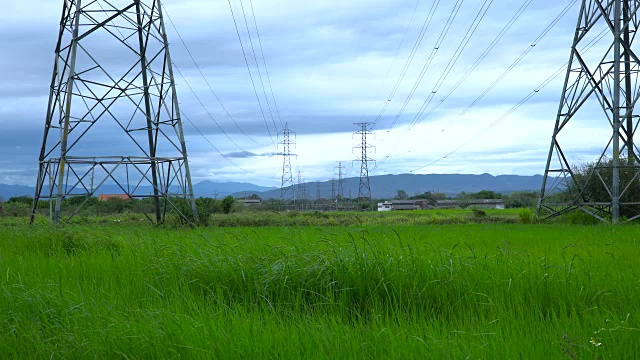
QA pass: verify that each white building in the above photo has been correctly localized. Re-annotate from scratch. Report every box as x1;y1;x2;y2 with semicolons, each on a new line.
377;201;393;211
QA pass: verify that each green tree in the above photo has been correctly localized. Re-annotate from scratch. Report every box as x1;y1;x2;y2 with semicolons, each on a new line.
7;196;33;205
410;191;446;206
96;197;128;214
221;195;235;214
467;190;503;199
395;190;408;200
566;157;640;219
504;191;538;209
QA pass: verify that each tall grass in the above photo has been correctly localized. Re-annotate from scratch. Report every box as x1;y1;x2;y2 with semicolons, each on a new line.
0;223;639;358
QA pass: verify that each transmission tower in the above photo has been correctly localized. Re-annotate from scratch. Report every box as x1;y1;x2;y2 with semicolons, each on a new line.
336;162;345;200
279;123;296;208
331;178;337;208
355;122;375;209
296;171;308;210
302;178;309;207
538;0;640;223
31;0;197;224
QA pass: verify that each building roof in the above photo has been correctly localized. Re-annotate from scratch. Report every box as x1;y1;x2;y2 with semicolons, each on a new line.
238;199;262;204
98;194;131;201
437;199;504;205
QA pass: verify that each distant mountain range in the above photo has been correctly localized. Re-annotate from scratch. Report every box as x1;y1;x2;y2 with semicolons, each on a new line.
234;173;548;200
0;181;277;200
0;173;547;201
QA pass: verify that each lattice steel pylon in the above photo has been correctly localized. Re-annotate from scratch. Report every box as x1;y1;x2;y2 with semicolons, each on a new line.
538;0;640;223
31;0;198;224
355;122;375;209
331;177;337;209
335;162;344;200
278;123;296;207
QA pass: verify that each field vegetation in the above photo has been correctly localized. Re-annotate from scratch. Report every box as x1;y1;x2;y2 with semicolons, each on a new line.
1;213;639;358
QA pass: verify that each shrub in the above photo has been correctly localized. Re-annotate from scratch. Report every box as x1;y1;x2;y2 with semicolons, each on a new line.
472;208;486;218
517;208;535;224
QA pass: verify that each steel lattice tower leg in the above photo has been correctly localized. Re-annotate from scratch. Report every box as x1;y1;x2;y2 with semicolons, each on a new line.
278;123;296;209
355;122;374;210
538;0;640;223
31;0;198;224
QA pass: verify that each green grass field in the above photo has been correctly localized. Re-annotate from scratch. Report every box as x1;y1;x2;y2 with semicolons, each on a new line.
1;215;639;358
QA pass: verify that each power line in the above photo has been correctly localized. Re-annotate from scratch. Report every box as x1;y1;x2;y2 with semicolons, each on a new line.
386;0;465;131
407;0;494;130
373;0;442;125
416;0;536;132
377;0;577;170
162;4;263;146
181;111;254;174
247;0;285;130
238;0;279;135
172;63;253;154
458;0;578;116
226;0;276;148
385;0;423;79
407;27;609;174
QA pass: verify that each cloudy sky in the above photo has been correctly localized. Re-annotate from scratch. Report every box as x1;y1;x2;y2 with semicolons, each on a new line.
0;0;613;187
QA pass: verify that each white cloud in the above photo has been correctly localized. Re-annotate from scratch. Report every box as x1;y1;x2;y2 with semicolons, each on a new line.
0;0;622;188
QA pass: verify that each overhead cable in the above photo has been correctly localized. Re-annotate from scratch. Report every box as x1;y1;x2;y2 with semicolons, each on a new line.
386;0;465;131
238;0;280;135
162;4;264;146
227;0;276;148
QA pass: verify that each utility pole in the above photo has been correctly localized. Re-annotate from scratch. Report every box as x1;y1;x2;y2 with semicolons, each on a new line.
538;0;640;223
354;122;375;210
279;123;296;209
31;0;197;224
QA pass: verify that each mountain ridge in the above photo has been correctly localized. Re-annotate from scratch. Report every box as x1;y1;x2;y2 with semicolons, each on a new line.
232;173;549;199
0;173;548;201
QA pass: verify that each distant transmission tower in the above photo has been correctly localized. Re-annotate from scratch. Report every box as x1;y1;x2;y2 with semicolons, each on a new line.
279;123;296;208
538;0;640;223
336;162;345;200
331;178;337;209
302;178;309;207
297;171;307;210
355;122;375;209
31;0;197;224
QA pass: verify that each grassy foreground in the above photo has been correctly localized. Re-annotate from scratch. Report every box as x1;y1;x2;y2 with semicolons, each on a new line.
1;222;639;358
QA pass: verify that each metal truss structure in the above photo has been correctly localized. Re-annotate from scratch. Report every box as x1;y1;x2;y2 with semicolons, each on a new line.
539;0;640;223
354;122;374;209
296;171;308;210
278;123;296;207
335;161;344;200
31;0;198;223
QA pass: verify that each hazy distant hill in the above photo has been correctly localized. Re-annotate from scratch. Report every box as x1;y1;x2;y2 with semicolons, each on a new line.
193;181;277;198
0;184;35;200
0;174;547;201
235;173;549;200
0;181;277;200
